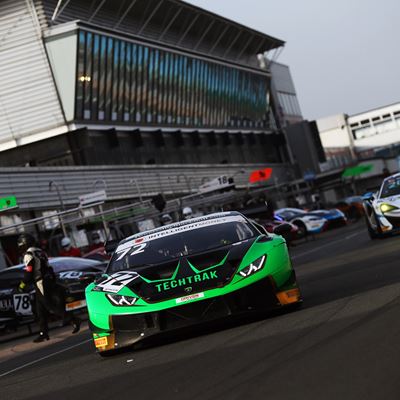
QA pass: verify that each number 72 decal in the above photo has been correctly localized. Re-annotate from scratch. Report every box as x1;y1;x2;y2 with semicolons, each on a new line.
97;271;140;293
115;242;147;261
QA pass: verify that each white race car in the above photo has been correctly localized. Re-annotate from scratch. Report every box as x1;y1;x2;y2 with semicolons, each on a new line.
275;208;327;238
363;172;400;239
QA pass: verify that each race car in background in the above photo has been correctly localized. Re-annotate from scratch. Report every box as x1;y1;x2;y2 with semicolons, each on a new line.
82;246;111;262
276;207;346;236
307;209;347;229
86;212;302;356
363;172;400;239
275;208;327;237
0;257;106;331
253;218;300;244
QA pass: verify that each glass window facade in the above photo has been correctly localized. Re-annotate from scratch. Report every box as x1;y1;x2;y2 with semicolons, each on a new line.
277;91;302;117
75;30;270;129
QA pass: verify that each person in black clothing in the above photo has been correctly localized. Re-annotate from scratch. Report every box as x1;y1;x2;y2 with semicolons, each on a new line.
17;234;81;343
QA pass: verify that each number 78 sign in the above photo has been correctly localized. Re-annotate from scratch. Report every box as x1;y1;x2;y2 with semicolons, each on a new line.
13;294;33;315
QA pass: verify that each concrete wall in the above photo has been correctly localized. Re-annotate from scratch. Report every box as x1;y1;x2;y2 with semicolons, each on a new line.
317;114;351;148
0;0;66;152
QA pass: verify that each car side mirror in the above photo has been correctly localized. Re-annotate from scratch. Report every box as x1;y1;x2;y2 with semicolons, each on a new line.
252;221;268;235
104;239;119;255
273;223;292;236
362;192;375;201
94;273;108;284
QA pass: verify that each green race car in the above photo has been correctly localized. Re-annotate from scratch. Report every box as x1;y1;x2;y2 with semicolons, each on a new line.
85;212;302;356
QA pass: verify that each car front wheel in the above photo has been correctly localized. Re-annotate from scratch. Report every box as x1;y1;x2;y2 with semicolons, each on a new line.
293;221;307;239
366;214;382;239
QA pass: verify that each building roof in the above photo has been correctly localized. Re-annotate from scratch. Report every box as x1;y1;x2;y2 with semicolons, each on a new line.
38;0;284;67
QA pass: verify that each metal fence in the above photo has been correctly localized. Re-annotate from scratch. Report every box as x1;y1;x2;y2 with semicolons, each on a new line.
0;163;292;210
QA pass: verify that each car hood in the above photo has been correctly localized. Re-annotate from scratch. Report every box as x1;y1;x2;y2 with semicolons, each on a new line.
92;237;259;302
373;195;400;213
0;288;14;296
375;195;400;205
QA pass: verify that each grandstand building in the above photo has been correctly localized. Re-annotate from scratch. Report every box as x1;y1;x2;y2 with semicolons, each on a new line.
0;0;299;167
0;0;308;266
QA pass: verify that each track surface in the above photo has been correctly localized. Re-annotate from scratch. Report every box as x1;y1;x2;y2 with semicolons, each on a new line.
1;222;400;399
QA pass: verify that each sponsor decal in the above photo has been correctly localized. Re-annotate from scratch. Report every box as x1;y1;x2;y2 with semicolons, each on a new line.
116;215;244;252
176;292;204;304
0;298;13;311
155;271;218;292
65;299;86;311
94;336;108;348
58;271;83;280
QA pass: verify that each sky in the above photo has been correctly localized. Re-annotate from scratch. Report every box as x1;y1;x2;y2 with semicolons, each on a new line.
185;0;400;121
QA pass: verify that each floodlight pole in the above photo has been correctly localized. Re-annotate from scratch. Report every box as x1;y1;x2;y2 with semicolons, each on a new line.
48;181;68;237
93;179;110;238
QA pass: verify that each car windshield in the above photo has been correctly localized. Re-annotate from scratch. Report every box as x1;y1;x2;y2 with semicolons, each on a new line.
107;216;257;273
277;209;305;219
346;196;363;203
0;266;24;289
309;211;328;216
49;257;104;272
380;177;400;198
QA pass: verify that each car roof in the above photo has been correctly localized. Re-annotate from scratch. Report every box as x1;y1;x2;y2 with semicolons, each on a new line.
276;208;305;213
0;264;24;273
383;172;400;182
4;257;102;271
48;257;101;264
119;211;245;245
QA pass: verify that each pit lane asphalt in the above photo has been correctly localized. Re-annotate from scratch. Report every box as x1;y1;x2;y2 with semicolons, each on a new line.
1;221;400;400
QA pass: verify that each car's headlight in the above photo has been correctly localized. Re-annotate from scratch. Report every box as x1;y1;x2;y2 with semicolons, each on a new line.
238;255;266;278
380;204;398;213
106;294;138;306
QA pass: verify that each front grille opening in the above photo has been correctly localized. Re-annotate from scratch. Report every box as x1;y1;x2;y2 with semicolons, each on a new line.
135;261;179;281
145;314;155;328
188;249;229;271
386;216;400;229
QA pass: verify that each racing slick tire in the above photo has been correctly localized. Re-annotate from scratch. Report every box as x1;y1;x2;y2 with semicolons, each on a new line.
293;221;307;239
366;213;382;240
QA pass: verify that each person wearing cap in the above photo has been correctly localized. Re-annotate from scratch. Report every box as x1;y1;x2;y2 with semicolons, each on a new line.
59;237;81;257
160;213;173;226
88;232;103;251
182;207;193;220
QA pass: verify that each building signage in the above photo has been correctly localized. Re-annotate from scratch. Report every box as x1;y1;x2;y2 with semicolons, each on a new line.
79;190;107;206
0;195;18;212
249;168;273;183
303;170;316;182
342;164;373;178
198;175;233;193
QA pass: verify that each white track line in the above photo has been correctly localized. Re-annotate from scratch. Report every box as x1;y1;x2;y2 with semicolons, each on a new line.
292;230;363;260
0;338;92;378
